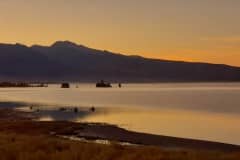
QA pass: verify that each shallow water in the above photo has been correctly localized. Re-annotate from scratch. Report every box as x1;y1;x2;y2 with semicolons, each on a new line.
1;83;240;145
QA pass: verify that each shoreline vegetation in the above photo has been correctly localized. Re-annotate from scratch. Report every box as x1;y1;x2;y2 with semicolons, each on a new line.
0;82;48;88
0;81;240;90
0;107;240;159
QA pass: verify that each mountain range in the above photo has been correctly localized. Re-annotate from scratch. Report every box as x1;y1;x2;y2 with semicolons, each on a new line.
0;41;240;82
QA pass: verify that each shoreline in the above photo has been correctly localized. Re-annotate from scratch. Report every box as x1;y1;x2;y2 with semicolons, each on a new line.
1;106;240;159
0;107;239;152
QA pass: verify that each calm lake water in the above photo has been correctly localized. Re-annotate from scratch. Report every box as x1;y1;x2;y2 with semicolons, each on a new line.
1;83;240;145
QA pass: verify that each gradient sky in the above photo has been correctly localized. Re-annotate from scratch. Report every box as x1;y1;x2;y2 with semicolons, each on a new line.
1;0;240;66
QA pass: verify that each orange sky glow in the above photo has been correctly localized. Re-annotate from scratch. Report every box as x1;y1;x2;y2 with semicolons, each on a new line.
0;0;240;66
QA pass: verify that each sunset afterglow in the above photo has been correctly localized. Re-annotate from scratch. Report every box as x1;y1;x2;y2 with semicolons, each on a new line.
1;0;240;66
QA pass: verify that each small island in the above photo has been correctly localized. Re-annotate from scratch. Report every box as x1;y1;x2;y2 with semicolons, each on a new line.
96;80;112;88
61;83;70;88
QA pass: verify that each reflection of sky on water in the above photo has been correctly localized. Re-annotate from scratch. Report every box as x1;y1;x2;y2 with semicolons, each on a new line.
1;83;240;115
21;105;240;146
1;83;240;145
79;107;240;146
37;110;91;121
18;106;101;122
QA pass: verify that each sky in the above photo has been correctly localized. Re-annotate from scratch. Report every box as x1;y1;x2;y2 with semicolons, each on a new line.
0;0;240;66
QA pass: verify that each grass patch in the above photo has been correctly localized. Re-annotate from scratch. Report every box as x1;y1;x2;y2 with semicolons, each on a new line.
0;133;239;160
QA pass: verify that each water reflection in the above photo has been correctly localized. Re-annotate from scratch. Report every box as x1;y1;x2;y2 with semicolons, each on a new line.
1;83;240;145
79;108;240;145
23;105;240;145
19;106;102;122
37;109;91;121
1;83;240;115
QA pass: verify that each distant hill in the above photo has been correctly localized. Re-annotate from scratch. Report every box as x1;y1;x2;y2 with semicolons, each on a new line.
0;41;239;82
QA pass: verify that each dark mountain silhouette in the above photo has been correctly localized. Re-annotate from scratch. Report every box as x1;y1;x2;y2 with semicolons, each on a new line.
0;43;68;81
0;41;239;82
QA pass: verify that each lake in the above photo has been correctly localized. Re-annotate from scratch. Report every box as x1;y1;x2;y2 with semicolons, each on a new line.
0;83;240;145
